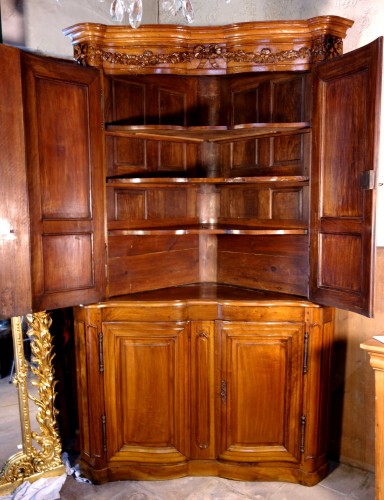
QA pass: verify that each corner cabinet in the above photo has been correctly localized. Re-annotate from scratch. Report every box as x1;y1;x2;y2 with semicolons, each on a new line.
74;290;334;485
0;17;382;486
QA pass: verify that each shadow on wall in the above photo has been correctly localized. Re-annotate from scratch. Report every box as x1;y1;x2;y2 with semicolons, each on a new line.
1;0;25;47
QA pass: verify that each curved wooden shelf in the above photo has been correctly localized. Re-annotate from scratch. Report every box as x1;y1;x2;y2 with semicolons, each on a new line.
105;122;310;143
106;175;310;186
108;223;308;236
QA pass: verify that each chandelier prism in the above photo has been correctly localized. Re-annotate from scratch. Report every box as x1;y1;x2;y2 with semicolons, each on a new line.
109;0;230;28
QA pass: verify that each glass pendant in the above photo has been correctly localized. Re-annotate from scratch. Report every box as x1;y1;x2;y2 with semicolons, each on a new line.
110;0;125;22
128;0;143;28
181;0;194;24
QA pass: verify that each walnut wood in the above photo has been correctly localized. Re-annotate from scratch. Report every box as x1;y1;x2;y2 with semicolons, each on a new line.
0;45;32;318
310;38;382;317
21;52;106;311
1;19;381;492
63;17;353;75
74;291;334;485
360;339;384;500
105;123;310;143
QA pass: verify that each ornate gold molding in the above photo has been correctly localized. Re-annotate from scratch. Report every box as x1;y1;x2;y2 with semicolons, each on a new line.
0;313;64;493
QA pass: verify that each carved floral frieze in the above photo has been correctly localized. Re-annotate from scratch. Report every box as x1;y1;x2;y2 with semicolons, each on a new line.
73;39;341;71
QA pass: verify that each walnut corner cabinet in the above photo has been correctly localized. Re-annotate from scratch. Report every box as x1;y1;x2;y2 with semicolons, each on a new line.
0;16;382;486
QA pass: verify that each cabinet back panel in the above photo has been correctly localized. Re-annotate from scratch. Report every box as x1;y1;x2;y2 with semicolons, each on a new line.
230;134;309;177
219;185;308;221
107;186;198;223
228;74;310;177
229;73;310;124
108;235;200;296
217;235;309;296
106;75;198;176
107;136;146;173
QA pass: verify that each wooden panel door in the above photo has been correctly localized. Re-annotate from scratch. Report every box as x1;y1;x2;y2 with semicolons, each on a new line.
310;38;382;317
21;53;106;311
103;321;190;464
218;320;304;463
0;45;32;318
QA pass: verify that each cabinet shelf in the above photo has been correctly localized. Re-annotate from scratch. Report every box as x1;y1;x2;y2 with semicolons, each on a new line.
106;175;309;186
105;122;310;144
108;222;308;236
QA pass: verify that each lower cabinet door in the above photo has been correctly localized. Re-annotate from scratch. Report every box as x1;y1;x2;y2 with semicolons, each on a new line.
218;320;304;464
103;321;190;463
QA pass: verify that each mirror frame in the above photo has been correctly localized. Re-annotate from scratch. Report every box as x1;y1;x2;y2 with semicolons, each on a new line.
0;312;65;495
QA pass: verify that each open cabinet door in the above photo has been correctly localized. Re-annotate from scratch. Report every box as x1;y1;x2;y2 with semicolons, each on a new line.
310;37;382;317
22;52;106;311
0;45;32;318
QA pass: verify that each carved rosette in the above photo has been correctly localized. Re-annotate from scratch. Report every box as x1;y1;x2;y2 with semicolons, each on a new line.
311;35;344;62
0;313;62;488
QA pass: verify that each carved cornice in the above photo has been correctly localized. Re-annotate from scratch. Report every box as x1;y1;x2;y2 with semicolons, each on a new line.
64;17;353;75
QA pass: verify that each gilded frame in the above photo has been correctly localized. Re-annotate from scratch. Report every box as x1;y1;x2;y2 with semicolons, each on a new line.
0;313;65;495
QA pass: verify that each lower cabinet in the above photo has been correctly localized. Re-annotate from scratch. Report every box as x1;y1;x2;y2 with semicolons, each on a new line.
73;291;334;485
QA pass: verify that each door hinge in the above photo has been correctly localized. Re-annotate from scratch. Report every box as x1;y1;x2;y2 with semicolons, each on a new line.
221;379;227;404
98;332;104;373
101;414;107;452
361;170;376;190
101;87;104;131
303;331;309;374
300;415;306;454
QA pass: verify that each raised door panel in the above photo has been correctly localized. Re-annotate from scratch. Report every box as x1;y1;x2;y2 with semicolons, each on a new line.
0;44;32;318
310;38;382;317
22;53;105;311
103;321;190;463
190;321;216;459
218;320;304;463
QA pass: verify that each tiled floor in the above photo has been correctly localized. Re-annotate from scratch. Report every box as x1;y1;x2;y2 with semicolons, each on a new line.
0;375;376;499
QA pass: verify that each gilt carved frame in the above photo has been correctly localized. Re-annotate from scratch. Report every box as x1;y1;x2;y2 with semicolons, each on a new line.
0;313;64;495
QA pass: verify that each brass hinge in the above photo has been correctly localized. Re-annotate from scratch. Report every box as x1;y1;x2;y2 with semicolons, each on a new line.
105;244;109;281
300;415;306;454
361;170;376;190
303;331;309;374
221;379;227;404
98;332;104;373
101;415;107;453
101;87;104;131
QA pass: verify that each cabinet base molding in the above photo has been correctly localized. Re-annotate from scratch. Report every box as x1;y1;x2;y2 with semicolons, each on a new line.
78;457;329;486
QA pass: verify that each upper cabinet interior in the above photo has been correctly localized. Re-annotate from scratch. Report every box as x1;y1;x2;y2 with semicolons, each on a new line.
62;17;381;317
2;16;381;318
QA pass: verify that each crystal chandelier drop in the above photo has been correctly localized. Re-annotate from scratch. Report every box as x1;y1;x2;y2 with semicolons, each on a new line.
109;0;231;29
